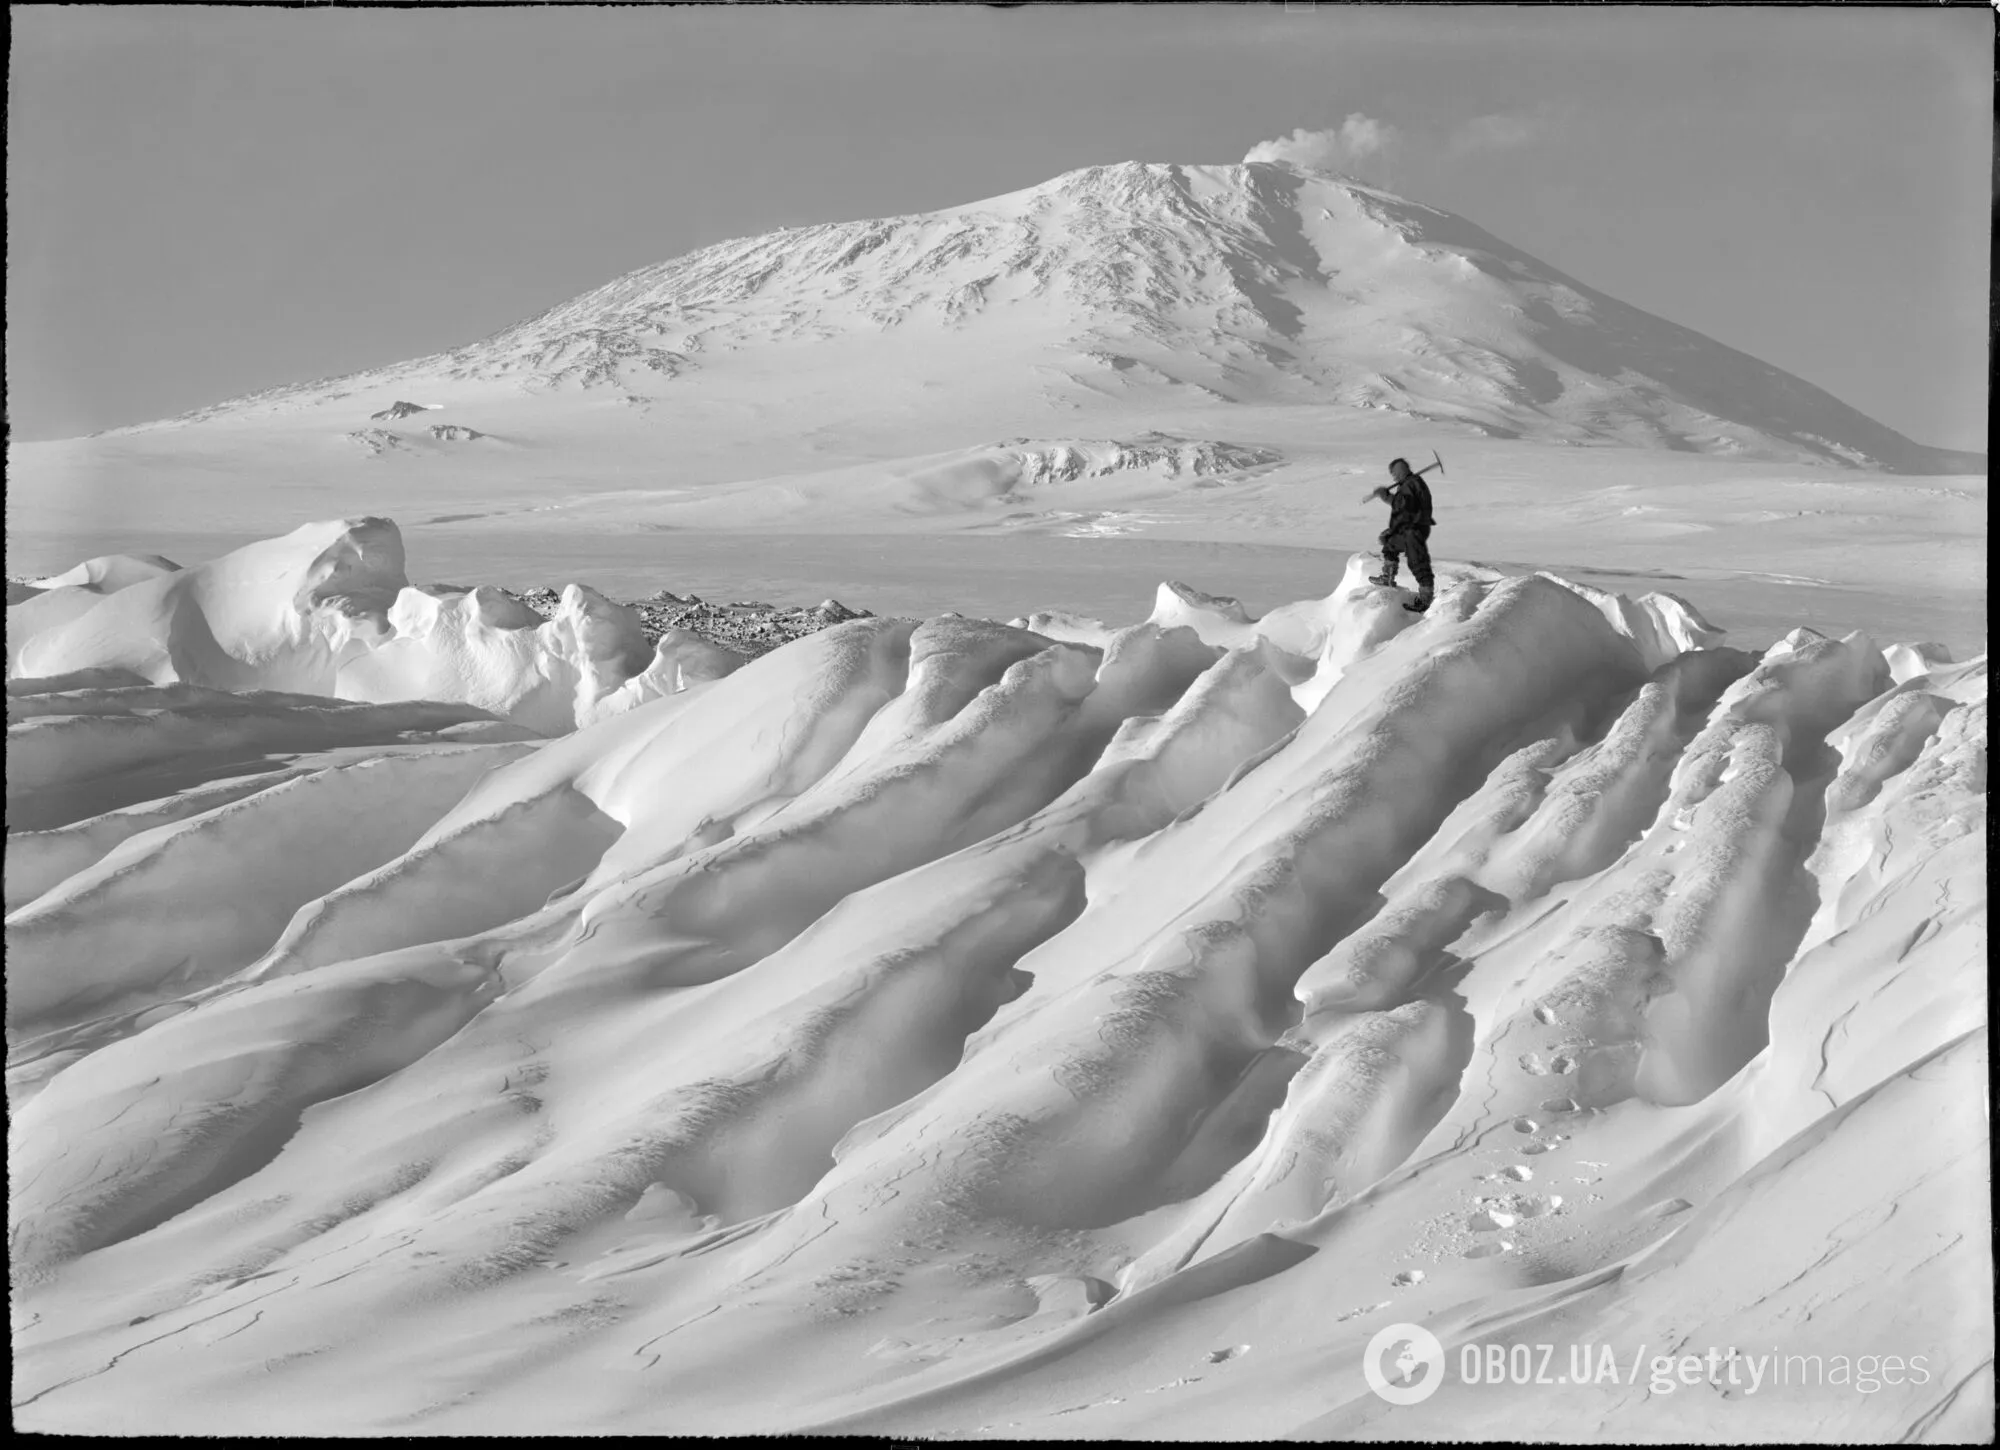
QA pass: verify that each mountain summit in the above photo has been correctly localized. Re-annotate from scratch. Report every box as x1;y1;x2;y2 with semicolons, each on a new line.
173;161;1976;474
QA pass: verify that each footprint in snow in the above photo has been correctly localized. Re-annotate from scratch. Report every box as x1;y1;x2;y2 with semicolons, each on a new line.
1463;1241;1514;1259
1207;1345;1251;1364
1512;1117;1540;1134
1540;1096;1580;1114
1470;1209;1518;1231
1392;1270;1425;1287
1534;1006;1559;1025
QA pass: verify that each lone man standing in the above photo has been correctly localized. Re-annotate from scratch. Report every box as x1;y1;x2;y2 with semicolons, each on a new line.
1368;457;1435;612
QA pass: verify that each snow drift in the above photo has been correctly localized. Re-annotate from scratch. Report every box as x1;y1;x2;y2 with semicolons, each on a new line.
574;434;1288;530
5;519;681;736
9;519;403;693
6;521;1988;1439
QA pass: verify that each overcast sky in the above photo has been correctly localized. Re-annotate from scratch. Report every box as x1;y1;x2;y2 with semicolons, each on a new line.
8;4;1990;449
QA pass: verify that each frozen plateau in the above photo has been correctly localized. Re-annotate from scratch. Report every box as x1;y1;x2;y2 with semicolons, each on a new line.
5;161;1990;1438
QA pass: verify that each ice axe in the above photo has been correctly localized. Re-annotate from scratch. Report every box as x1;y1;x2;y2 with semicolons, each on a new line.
1359;449;1444;503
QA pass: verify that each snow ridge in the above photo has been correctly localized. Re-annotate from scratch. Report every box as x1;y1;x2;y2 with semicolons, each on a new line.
7;519;1987;1436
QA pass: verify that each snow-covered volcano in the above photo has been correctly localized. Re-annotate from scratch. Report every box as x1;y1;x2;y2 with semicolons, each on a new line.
149;162;1977;474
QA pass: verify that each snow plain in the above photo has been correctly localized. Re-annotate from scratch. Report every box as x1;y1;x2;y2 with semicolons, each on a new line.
6;161;1989;1437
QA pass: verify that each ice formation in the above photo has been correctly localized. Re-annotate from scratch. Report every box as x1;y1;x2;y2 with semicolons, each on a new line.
6;520;1988;1438
9;520;404;694
6;519;703;737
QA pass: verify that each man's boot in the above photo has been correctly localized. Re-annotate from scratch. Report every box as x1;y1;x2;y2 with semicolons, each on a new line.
1372;562;1399;587
1404;587;1433;613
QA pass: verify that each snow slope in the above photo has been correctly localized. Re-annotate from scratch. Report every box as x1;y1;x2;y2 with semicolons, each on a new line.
7;521;1987;1439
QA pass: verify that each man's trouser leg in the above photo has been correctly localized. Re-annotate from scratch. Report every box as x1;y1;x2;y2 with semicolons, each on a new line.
1408;532;1435;603
1375;534;1401;586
